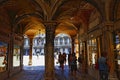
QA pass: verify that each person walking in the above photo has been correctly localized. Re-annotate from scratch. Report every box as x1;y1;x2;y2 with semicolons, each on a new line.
98;52;109;80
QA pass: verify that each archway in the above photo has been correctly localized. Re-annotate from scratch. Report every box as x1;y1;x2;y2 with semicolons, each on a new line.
54;33;72;69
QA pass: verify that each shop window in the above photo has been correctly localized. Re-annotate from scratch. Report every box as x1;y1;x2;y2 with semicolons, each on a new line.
0;42;8;72
13;44;20;67
87;39;97;67
116;44;120;64
114;34;120;79
115;35;120;64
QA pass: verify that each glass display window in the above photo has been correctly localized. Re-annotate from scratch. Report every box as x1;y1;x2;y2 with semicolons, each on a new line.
114;34;120;79
87;39;97;66
0;42;8;72
13;44;20;67
115;35;120;65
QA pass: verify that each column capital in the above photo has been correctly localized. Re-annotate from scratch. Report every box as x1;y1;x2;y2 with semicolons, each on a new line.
43;21;58;27
101;21;114;32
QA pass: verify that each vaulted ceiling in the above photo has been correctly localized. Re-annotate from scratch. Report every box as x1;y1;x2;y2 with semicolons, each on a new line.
0;0;104;38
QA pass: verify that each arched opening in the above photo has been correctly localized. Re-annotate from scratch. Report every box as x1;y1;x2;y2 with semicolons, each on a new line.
54;33;72;68
23;31;45;70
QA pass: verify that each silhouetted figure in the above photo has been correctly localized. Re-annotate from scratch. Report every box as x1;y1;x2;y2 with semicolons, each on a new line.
58;52;64;70
78;56;82;64
98;52;109;80
68;53;72;68
70;53;77;76
63;52;66;65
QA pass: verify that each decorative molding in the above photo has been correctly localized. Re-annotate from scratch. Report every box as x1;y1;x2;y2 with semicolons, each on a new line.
0;30;10;42
100;22;114;32
43;21;58;27
79;24;102;41
79;33;88;41
114;19;120;31
87;24;100;34
13;33;23;45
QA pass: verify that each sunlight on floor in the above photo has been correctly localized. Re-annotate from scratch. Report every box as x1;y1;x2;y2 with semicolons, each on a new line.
23;55;68;66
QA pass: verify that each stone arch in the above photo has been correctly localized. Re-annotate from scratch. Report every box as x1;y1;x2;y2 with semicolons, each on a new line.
85;0;105;21
14;15;45;35
55;22;77;37
113;0;120;21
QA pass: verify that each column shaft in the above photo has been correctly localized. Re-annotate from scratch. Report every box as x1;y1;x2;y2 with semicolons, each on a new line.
44;23;56;80
101;23;118;80
28;37;33;65
83;41;88;73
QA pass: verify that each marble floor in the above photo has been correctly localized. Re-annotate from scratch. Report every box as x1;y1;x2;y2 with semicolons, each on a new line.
6;65;96;80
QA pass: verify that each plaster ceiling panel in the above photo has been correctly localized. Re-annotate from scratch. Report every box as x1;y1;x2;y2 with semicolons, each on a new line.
56;22;77;36
18;16;43;26
25;23;45;36
25;29;38;36
3;0;43;21
54;0;95;29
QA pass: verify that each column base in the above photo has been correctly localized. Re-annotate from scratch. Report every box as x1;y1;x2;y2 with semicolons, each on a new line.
28;60;32;65
44;72;55;80
108;73;118;80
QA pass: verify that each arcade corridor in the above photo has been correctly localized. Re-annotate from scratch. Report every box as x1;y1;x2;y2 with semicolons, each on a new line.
0;0;120;80
7;66;95;80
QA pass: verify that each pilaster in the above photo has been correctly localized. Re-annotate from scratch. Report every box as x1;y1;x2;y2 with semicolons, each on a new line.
101;22;118;80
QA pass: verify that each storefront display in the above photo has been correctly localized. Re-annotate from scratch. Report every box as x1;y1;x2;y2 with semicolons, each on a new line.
114;34;120;79
116;44;120;64
13;44;20;67
87;39;97;67
0;42;8;72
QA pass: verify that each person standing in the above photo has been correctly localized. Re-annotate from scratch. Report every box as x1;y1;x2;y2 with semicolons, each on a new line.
68;53;72;68
63;52;66;65
98;52;109;80
70;53;77;76
58;52;64;70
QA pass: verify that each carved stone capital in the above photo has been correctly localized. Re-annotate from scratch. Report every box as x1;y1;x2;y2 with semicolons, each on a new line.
43;21;58;28
45;24;56;44
101;22;114;32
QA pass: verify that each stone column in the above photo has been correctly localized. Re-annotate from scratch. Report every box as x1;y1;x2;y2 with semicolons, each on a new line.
8;32;14;77
44;22;56;80
75;34;79;58
28;36;33;65
96;37;101;57
101;22;118;80
82;41;88;73
20;36;24;70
